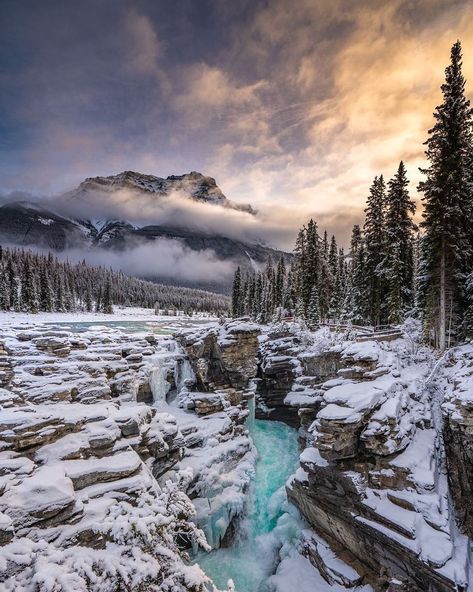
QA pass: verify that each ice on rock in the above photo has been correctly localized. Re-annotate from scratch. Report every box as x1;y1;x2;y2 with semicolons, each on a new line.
149;360;171;403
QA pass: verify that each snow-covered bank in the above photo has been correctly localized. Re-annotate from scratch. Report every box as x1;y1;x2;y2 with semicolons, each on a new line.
0;306;219;326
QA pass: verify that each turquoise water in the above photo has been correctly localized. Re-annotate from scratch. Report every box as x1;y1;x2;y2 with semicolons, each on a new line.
196;419;301;592
47;320;174;334
46;319;212;334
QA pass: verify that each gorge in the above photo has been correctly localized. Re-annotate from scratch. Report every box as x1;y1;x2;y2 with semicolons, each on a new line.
0;314;472;591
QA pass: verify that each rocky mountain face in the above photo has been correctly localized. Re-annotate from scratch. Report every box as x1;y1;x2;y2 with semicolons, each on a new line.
0;171;283;291
71;170;256;214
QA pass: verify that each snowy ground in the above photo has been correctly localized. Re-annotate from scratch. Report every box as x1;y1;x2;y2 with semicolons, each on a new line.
0;307;219;326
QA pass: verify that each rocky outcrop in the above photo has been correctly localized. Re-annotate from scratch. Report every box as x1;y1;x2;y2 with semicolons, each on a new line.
441;345;473;539
177;319;260;391
256;328;302;426
287;336;469;591
0;339;13;388
0;323;210;591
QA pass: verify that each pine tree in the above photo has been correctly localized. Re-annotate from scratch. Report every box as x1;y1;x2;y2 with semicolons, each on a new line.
328;235;338;279
231;267;242;317
308;286;320;324
304;219;321;314
0;271;9;311
275;257;286;309
418;41;473;349
22;258;38;313
102;278;114;314
95;286;102;313
39;265;54;312
363;175;388;325
384;162;416;324
85;283;93;312
343;225;367;324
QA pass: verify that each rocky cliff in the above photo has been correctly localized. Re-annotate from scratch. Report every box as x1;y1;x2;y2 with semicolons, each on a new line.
0;319;263;591
439;345;473;540
283;332;471;591
194;321;473;591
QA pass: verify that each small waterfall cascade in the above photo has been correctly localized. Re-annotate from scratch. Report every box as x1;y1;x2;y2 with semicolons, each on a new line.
149;356;172;404
175;357;196;394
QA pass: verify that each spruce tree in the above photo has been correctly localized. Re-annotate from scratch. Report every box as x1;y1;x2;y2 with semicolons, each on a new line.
85;283;93;312
343;225;366;324
39;266;54;312
308;286;320;324
22;258;38;313
0;272;9;311
418;41;473;349
328;235;338;279
384;162;416;324
275;257;286;309
102;278;114;314
363;175;388;325
231;267;242;317
304;219;321;314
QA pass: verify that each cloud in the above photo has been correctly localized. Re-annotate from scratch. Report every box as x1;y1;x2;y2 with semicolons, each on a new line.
62;239;234;284
125;11;163;76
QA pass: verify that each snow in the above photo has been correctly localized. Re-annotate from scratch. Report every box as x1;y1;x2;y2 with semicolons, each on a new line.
2;465;75;519
62;451;141;482
0;306;218;325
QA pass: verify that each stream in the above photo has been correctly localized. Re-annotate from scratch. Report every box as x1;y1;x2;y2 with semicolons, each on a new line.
195;417;301;592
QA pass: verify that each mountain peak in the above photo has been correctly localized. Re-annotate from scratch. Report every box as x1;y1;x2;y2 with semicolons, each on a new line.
74;170;256;215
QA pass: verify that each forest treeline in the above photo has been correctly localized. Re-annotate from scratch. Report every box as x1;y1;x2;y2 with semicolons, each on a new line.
0;246;230;315
231;41;473;350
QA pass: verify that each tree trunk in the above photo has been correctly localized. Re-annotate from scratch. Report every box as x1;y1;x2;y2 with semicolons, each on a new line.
439;239;446;351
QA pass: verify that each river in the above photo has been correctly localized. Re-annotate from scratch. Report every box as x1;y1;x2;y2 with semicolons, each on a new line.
195;418;301;592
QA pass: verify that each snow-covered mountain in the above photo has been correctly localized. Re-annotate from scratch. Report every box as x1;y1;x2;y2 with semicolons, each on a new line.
69;170;257;214
0;171;287;291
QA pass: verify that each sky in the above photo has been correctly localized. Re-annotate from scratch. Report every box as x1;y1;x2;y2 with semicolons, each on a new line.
1;0;473;249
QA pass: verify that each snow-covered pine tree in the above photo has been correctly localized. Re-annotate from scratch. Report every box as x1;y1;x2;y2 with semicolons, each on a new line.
275;256;286;309
95;285;102;313
363;175;388;325
22;258;38;313
318;235;332;322
85;283;93;312
308;286;320;324
328;235;338;279
39;265;54;312
384;162;416;324
102;278;114;314
304;219;321;315
342;225;367;324
253;273;263;319
0;271;9;311
418;41;473;349
328;266;342;322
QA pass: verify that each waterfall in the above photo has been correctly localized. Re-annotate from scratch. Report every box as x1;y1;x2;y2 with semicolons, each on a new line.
150;358;171;404
175;358;195;394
